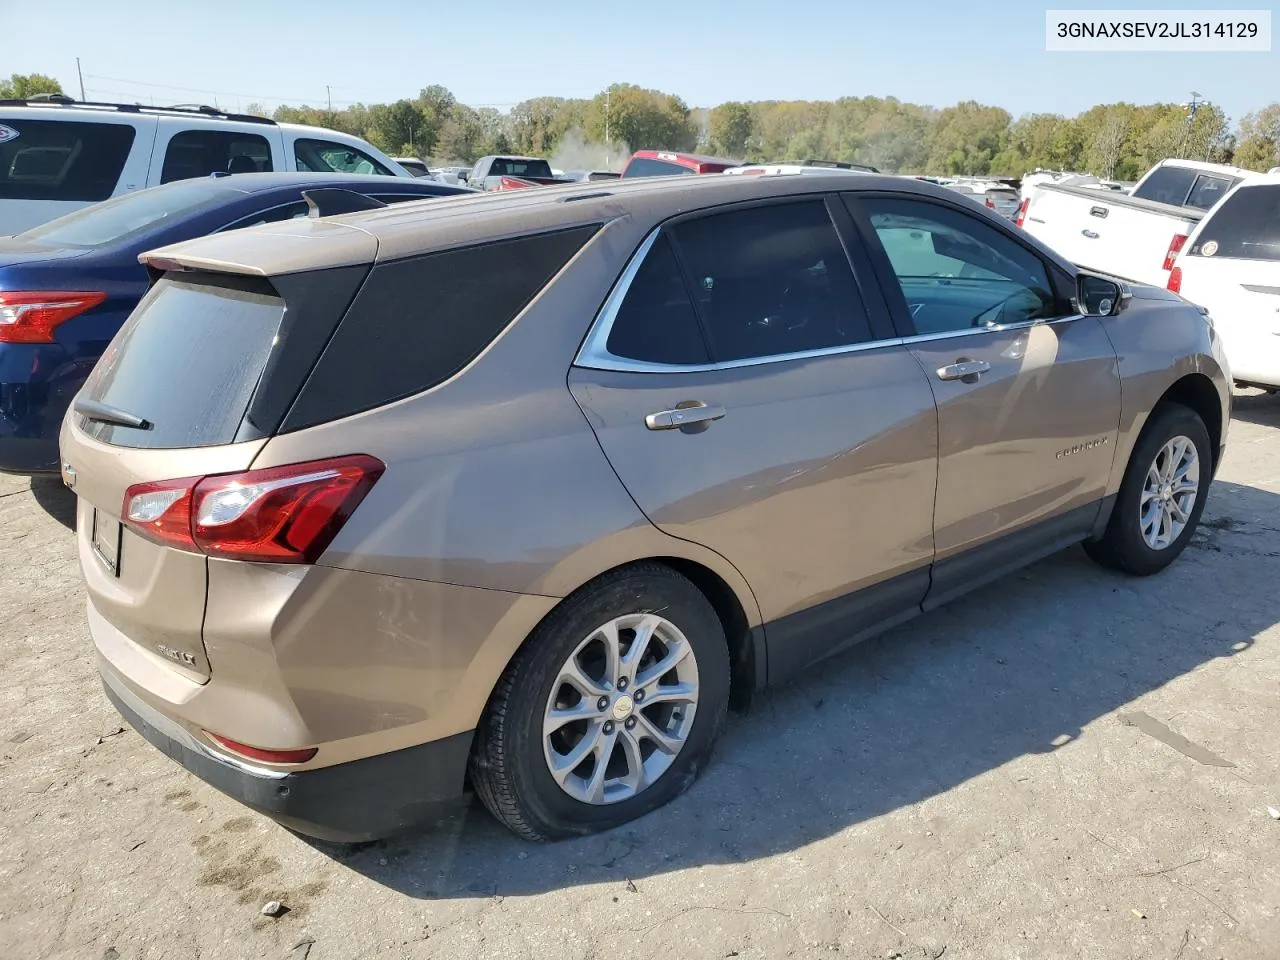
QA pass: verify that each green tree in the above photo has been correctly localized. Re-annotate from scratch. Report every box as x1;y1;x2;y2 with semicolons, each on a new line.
585;84;696;152
708;101;752;157
1233;103;1280;170
0;73;64;99
926;101;1011;175
368;99;431;156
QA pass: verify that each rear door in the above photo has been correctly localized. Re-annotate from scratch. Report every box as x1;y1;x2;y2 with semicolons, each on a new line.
569;197;939;677
0;113;154;234
1177;182;1280;385
847;192;1121;606
59;274;292;681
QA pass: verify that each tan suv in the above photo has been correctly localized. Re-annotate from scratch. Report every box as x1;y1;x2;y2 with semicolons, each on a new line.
60;172;1231;842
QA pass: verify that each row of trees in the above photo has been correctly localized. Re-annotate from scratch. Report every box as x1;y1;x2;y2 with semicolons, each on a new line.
6;72;1279;177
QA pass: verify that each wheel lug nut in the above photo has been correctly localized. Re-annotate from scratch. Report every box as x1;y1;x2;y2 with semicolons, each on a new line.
603;721;614;734
597;696;609;711
617;677;628;691
625;717;637;729
634;690;644;703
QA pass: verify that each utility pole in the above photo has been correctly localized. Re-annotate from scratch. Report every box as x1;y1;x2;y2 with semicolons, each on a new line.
326;85;333;123
75;57;86;101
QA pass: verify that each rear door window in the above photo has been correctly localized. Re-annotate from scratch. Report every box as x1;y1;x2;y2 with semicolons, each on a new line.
1189;184;1280;261
78;275;285;449
1184;174;1237;211
670;200;874;361
0;119;136;201
161;130;273;182
604;234;710;365
294;138;393;176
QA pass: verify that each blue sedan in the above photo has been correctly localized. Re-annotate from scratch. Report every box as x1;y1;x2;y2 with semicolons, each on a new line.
0;172;472;473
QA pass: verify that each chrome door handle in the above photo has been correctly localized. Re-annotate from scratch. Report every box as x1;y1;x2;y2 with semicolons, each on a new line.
936;359;990;382
645;402;726;431
1081;229;1100;239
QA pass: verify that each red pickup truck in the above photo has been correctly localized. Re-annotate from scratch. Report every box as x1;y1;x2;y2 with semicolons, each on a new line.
620;150;741;178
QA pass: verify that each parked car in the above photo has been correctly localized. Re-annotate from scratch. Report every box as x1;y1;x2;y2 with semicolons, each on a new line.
61;173;1229;843
392;157;432;177
561;170;622;182
0;97;414;235
1168;172;1280;389
619;150;741;177
944;180;1022;220
469;155;574;191
1017;158;1249;287
0;172;470;474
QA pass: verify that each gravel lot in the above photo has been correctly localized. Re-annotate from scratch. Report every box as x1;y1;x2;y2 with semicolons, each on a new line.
2;394;1279;960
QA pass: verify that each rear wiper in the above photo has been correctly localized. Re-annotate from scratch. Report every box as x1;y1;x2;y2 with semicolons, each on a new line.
74;398;152;430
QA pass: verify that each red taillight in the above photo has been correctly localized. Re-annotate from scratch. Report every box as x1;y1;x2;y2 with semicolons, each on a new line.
1167;266;1182;293
985;198;996;209
121;454;384;563
206;733;317;765
1014;198;1030;227
0;291;107;343
1163;233;1188;271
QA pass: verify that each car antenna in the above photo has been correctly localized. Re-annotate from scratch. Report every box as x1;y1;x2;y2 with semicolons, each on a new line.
301;189;389;218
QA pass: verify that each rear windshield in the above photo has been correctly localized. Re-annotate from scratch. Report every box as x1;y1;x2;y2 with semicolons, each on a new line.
78;275;285;449
1133;166;1240;210
1189;185;1280;261
0;119;136;202
20;180;234;246
622;157;696;178
488;158;553;178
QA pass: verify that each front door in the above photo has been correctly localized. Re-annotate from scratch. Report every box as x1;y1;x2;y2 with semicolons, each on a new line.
847;193;1122;605
569;197;939;678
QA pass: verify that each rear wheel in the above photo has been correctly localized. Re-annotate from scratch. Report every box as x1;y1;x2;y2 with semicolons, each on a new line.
1084;402;1211;575
470;564;730;841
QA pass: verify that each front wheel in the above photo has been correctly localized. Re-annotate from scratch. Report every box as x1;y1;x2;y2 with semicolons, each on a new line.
1084;402;1212;576
470;564;730;841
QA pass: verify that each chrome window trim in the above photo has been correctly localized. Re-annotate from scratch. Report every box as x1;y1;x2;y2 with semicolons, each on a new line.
573;227;1084;376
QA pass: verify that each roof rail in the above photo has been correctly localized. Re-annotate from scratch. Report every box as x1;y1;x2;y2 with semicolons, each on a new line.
0;96;277;126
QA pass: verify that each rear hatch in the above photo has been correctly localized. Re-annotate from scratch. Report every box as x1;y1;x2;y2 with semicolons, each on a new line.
985;188;1021;219
61;256;371;681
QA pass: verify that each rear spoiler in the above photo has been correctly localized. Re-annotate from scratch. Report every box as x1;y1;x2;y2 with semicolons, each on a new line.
301;188;388;218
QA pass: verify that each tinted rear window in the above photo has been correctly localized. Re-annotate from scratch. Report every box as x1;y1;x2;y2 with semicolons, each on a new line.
488;158;554;178
1189;185;1280;261
79;276;285;449
622;157;695;178
282;224;600;432
0;119;136;202
161;130;273;182
1132;166;1205;206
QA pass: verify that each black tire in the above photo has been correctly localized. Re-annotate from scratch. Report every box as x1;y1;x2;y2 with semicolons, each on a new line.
1084;402;1212;576
470;563;731;841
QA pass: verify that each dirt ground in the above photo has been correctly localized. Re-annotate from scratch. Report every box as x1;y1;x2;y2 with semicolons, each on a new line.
2;395;1279;960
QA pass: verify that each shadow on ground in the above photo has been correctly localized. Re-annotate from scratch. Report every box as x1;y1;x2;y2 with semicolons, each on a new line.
28;476;76;531
1230;390;1280;429
268;481;1280;899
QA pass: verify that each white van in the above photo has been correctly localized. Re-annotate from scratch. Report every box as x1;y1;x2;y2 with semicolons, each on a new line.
0;97;411;234
1169;172;1280;389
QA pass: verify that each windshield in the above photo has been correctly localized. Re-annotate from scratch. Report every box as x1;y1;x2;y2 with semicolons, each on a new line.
20;180;235;247
488;158;553;178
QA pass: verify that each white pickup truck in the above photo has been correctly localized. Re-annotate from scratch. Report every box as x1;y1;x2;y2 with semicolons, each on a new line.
1017;159;1250;288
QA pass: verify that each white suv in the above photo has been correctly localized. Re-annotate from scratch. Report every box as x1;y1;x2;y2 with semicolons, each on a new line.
0;96;411;234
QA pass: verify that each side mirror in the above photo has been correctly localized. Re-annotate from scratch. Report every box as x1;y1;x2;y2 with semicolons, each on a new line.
1076;273;1123;317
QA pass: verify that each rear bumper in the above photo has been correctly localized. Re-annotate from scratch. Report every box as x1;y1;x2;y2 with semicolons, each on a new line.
0;342;83;474
101;666;474;842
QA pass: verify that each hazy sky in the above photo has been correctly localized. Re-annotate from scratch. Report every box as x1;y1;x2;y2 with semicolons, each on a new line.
2;1;1275;124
